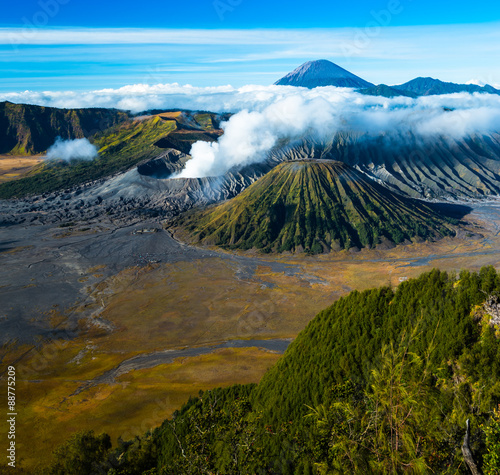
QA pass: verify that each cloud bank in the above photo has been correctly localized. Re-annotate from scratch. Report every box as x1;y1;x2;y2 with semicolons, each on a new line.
2;82;500;118
4;82;500;177
45;138;98;162
177;89;500;177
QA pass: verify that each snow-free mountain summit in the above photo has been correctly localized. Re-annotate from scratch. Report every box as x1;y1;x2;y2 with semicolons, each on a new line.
274;59;374;89
275;60;500;96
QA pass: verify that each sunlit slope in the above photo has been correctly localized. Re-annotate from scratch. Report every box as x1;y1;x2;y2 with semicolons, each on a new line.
177;160;459;253
0;108;224;198
0;116;178;198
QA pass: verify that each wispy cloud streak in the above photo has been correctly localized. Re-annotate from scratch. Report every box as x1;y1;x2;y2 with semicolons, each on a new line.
1;23;500;88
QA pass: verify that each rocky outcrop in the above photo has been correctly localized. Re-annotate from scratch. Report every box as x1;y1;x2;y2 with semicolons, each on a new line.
484;295;500;327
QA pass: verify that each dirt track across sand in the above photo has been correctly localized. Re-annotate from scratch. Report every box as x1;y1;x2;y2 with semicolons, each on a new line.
72;338;292;395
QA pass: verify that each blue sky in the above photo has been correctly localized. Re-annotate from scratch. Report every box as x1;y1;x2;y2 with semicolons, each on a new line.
2;0;499;29
1;0;500;92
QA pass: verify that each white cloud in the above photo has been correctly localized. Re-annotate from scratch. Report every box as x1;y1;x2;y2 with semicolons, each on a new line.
179;95;340;177
2;23;500;88
1;22;500;65
4;81;500;116
2;27;387;51
174;88;500;177
0;28;299;46
466;79;485;86
4;81;500;178
45;138;98;161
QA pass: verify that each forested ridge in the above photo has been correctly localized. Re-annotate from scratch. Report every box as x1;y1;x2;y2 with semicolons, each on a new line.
36;267;500;474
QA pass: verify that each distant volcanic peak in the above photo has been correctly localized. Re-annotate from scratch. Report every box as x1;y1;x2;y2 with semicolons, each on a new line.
274;60;374;89
177;160;457;254
395;77;500;96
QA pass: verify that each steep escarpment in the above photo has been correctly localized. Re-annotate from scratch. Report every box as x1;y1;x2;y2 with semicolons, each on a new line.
0;101;129;155
267;132;500;199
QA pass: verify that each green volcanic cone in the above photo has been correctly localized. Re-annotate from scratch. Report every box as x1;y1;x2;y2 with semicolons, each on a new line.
176;160;462;253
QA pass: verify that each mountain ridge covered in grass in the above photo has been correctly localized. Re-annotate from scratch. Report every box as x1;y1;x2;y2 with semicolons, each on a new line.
0;111;224;199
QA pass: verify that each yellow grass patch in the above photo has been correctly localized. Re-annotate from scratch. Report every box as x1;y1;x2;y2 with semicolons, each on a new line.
0;155;44;183
2;347;279;470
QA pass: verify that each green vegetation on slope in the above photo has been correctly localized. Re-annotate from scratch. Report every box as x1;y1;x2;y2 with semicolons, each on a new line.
177;160;458;253
0;101;128;155
0;116;176;198
39;267;500;474
0;108;226;198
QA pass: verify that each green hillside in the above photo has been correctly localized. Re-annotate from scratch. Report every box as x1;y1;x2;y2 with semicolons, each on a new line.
0;116;177;198
0;108;224;199
0;101;129;155
177;160;459;253
39;267;500;474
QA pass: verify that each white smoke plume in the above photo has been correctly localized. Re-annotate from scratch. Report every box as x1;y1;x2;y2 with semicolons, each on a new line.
45;138;98;162
178;91;500;178
179;95;340;177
